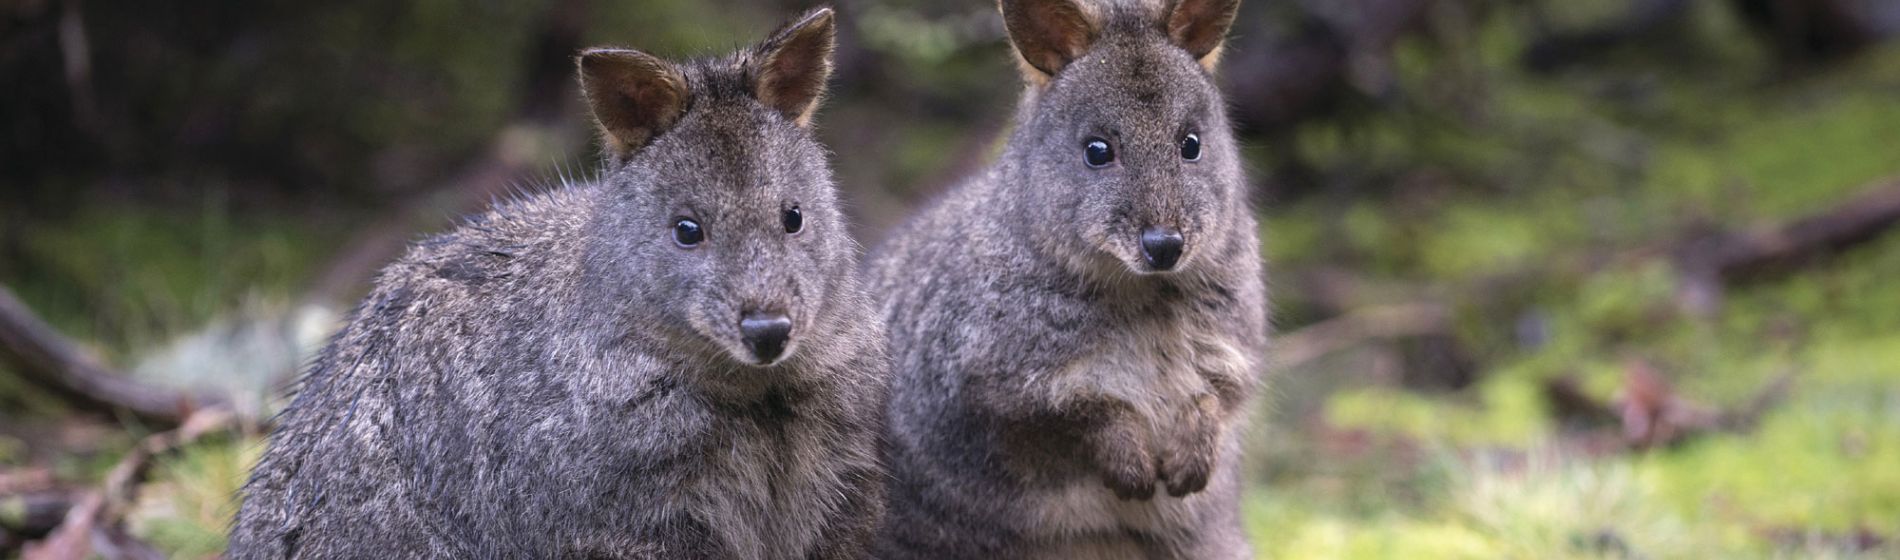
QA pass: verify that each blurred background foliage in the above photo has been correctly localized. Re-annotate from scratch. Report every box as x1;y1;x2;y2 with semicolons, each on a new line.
3;0;1900;557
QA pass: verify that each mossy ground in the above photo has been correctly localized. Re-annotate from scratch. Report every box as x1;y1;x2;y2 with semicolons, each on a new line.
1247;17;1900;558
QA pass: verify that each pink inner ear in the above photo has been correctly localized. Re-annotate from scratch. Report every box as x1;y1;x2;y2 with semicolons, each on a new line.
758;46;828;120
755;10;835;124
1167;0;1239;60
581;51;687;154
1003;0;1097;76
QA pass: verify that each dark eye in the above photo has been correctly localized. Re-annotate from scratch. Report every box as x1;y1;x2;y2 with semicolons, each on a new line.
1180;133;1202;161
1084;138;1115;168
673;218;703;247
782;206;803;234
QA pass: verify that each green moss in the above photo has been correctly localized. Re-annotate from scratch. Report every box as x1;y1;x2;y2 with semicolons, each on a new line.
1258;511;1503;559
1726;98;1900;220
889;121;975;189
0;434;24;466
1325;378;1550;447
1248;457;1747;559
1454;459;1732;559
1255;26;1900;558
1644;404;1900;532
1419;204;1557;280
4;198;334;360
1636;336;1900;535
1573;262;1678;337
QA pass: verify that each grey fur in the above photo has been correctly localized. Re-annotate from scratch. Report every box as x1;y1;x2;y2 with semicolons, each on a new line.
228;8;889;559
867;0;1265;557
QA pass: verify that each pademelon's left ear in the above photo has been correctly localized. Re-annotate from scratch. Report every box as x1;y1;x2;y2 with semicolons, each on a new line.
1165;0;1241;70
750;7;837;127
579;48;690;158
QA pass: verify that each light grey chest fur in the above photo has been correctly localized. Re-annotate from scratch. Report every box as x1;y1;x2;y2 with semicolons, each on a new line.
692;422;842;560
582;350;850;560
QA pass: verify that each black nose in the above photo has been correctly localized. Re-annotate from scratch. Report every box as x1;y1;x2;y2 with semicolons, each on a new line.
1139;226;1185;271
739;311;793;364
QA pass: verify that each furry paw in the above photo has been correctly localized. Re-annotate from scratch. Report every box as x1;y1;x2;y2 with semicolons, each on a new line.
1099;442;1157;500
1158;393;1221;497
1158;444;1212;497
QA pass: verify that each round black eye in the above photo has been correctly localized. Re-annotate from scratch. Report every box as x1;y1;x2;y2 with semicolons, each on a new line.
1084;138;1115;168
782;206;803;234
673;218;703;247
1181;133;1202;161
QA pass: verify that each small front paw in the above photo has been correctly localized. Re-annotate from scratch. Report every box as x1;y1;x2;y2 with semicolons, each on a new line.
1102;451;1157;501
1158;445;1212;497
1158;394;1221;497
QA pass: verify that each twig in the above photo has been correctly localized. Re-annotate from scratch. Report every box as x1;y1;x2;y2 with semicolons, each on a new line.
0;285;226;426
19;492;97;560
20;406;238;560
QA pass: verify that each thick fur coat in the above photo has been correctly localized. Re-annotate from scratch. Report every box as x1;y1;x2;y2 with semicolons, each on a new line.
228;9;889;559
868;0;1267;558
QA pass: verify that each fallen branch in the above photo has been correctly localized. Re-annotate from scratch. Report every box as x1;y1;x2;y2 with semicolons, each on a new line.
1665;178;1900;314
0;285;226;427
20;406;238;560
1446;177;1900;314
1275;178;1900;382
1684;178;1900;281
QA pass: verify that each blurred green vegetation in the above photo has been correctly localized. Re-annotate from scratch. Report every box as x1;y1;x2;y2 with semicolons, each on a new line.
3;0;1899;558
1245;3;1900;555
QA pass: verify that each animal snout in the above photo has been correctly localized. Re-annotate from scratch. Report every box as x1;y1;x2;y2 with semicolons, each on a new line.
1139;226;1185;271
738;310;794;364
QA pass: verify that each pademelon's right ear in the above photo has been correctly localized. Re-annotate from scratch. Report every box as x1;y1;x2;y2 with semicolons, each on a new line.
578;48;690;158
750;7;837;127
999;0;1098;84
1164;0;1241;70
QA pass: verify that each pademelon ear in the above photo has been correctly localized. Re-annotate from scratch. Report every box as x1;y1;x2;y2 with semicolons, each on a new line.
750;7;837;127
999;0;1099;83
1164;0;1241;70
578;48;690;158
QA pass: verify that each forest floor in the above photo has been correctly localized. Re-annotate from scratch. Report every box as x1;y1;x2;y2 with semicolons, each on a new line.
1239;30;1900;558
